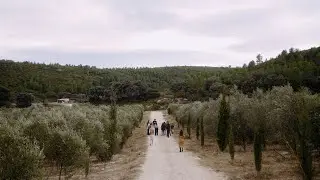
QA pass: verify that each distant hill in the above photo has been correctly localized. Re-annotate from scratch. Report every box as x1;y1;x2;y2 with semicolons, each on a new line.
0;60;225;101
0;46;319;102
230;47;320;94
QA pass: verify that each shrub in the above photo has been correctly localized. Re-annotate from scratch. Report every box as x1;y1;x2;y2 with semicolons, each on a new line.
23;120;50;149
88;86;105;105
96;142;111;161
45;91;57;99
167;103;180;116
44;130;89;179
0;86;10;107
16;93;33;108
0;125;44;180
0;103;143;178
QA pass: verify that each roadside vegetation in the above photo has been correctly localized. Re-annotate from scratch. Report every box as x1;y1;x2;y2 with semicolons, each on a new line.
168;85;320;179
0;104;143;179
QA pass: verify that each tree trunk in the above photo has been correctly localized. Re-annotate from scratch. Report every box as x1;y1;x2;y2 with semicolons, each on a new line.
254;131;262;173
59;164;63;180
242;135;246;152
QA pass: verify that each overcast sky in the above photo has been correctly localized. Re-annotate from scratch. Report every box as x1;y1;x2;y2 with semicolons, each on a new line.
1;0;319;68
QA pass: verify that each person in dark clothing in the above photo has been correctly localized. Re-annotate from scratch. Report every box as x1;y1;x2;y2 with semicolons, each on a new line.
153;119;157;125
166;122;171;138
147;123;151;135
154;123;159;136
161;122;166;135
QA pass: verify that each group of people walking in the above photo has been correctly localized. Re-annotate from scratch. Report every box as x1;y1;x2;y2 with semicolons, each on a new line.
146;118;184;152
147;119;174;137
161;121;174;137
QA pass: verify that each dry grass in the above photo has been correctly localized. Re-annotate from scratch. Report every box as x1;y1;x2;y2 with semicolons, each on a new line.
181;135;303;180
164;112;316;180
48;111;150;180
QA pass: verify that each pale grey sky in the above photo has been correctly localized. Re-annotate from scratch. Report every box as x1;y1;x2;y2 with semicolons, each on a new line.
0;0;319;68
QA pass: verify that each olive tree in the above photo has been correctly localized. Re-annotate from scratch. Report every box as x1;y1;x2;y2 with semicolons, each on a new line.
0;125;44;180
44;130;89;179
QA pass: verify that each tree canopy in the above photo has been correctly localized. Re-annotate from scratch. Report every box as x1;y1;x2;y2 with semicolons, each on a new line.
1;46;319;102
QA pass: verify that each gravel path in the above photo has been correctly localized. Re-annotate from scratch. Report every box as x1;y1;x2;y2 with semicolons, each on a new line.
138;111;227;180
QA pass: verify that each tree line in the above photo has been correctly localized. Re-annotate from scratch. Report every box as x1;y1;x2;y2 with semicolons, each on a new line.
0;60;223;103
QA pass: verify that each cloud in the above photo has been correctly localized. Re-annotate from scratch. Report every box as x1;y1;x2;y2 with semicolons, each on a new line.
0;0;320;67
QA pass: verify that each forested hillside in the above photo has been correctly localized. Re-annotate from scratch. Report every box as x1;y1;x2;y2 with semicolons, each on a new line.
0;61;225;102
229;47;320;94
0;46;319;103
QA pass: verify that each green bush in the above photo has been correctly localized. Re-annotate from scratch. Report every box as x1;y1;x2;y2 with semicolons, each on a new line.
16;93;34;108
167;103;180;115
0;103;144;179
0;125;44;180
44;130;89;179
0;86;10;107
23;120;50;149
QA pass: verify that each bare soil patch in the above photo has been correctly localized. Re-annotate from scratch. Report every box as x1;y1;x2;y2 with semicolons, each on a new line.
164;113;319;180
48;111;150;180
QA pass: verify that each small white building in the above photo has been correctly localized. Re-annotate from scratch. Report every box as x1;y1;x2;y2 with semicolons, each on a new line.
57;98;70;103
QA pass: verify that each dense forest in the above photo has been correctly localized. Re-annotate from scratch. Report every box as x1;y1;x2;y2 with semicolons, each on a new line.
0;46;319;104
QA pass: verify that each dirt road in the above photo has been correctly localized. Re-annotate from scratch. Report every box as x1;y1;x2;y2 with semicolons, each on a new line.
138;111;226;180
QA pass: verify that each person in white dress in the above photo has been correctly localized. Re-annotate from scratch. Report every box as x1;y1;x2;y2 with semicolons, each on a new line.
149;125;155;146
